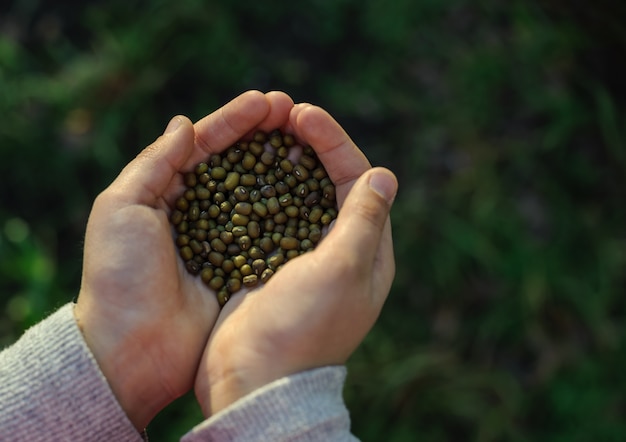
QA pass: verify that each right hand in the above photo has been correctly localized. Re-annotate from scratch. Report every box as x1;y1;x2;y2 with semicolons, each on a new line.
194;103;398;416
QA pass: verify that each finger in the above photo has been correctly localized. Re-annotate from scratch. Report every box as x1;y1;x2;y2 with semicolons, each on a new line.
319;167;397;282
255;91;294;134
290;104;371;204
107;115;195;207
193;90;270;156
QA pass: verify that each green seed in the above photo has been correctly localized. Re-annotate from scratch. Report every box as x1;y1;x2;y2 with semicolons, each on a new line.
208;251;224;267
253;162;268;174
308;207;323;224
219;231;234;245
283;133;295;147
186;260;200;274
309;228;322;242
323;184;336;201
321;212;334;225
196;162;210;174
176;220;189;233
233;186;249;202
263;218;276;232
249;246;264;260
276;146;289;158
306;178;320;191
209;276;225;291
220;201;233;213
267;197;280;215
239;235;252;251
226;148;243;164
242;152;256;170
268;253;284;269
210;238;227;253
221;159;233;171
217;289;229;307
297;227;309;240
260;184;277;198
299;154;317;170
176;197;189;211
224;172;240;190
240;173;256;186
252;259;266;275
206;179;218;192
222;259;235;274
248;221;261;238
240;264;253;276
285;205;299;218
295;183;309;197
198;172;211;184
252;201;268;218
279;159;293;173
243;274;258;287
293;164;309;181
313;168;328;181
278;194;293;207
269;130;283;148
171;210;184;225
232;214;249;226
190;239;204;255
304;191;321;208
320;197;335;209
201;267;214;283
227;278;241;293
275;181;290;195
261;268;274;283
235;202;252;216
273;212;288;224
232;226;248;237
195;187;210;200
253;131;267;143
180;246;193;261
233;255;247;268
259;237;274;253
280;236;299;250
260;151;275;166
176;234;190;247
249;141;264;157
211;166;227;180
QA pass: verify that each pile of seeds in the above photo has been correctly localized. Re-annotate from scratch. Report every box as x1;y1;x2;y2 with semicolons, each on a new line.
170;129;338;306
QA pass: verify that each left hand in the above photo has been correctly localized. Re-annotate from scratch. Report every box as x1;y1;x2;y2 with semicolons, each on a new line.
74;91;295;430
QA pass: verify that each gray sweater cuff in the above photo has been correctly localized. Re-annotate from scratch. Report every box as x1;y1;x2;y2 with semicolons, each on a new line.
182;366;358;442
0;303;144;442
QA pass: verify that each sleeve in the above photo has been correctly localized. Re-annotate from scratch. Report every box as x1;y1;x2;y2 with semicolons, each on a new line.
181;366;359;442
0;303;144;442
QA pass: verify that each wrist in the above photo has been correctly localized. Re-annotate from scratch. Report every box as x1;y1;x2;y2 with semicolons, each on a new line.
73;299;173;431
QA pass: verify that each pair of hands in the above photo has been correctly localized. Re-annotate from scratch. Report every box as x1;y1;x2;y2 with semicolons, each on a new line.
73;91;397;431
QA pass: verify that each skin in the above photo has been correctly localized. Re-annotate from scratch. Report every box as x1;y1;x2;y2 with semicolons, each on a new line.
73;90;398;430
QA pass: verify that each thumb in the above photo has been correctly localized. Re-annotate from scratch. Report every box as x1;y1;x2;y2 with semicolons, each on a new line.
108;115;195;206
319;167;397;271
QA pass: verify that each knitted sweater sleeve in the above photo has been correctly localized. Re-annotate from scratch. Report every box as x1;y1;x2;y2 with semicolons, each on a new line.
0;304;358;441
0;303;144;442
181;366;359;442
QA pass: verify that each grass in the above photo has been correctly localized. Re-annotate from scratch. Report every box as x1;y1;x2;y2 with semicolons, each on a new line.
1;0;625;440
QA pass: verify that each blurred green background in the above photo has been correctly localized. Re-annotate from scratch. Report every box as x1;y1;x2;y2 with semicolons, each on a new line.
1;0;626;440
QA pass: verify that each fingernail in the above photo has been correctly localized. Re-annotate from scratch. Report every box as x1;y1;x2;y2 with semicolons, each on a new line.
369;170;398;203
164;116;182;135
